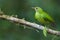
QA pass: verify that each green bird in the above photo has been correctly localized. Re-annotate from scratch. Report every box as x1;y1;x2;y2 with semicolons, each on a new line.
32;7;56;27
32;7;56;36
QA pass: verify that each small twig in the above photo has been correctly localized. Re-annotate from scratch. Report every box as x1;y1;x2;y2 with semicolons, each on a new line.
0;13;60;36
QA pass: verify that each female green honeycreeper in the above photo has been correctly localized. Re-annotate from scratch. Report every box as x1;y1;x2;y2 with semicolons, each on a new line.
32;7;56;27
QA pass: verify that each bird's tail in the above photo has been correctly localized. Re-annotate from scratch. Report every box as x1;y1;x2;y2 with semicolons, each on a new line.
51;22;56;27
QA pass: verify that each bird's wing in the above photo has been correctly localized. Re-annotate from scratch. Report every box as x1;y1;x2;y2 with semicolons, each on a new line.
43;12;56;27
43;12;54;22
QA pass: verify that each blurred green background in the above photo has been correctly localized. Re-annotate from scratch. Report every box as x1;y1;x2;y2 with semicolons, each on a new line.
0;0;60;40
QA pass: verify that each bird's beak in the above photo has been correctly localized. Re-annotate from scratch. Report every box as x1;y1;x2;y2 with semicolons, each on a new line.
32;7;35;9
32;7;36;11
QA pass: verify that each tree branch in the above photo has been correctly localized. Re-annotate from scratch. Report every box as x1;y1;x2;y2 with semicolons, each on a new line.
0;13;60;36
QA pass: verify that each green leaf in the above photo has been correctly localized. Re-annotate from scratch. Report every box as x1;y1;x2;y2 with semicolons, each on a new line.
43;26;47;37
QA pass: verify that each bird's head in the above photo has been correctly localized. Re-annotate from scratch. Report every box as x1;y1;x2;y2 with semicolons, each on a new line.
32;7;43;12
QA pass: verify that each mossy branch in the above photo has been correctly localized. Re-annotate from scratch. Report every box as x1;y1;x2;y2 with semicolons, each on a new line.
0;11;60;36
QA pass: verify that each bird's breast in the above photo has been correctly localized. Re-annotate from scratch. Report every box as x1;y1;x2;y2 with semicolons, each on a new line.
35;12;48;24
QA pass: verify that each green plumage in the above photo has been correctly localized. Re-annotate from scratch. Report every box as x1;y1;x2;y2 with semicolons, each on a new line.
33;7;55;27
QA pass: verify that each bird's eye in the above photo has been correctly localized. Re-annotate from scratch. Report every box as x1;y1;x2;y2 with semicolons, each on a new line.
35;8;38;9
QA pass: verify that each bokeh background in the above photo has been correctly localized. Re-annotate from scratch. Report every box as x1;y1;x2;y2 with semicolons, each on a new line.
0;0;60;40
